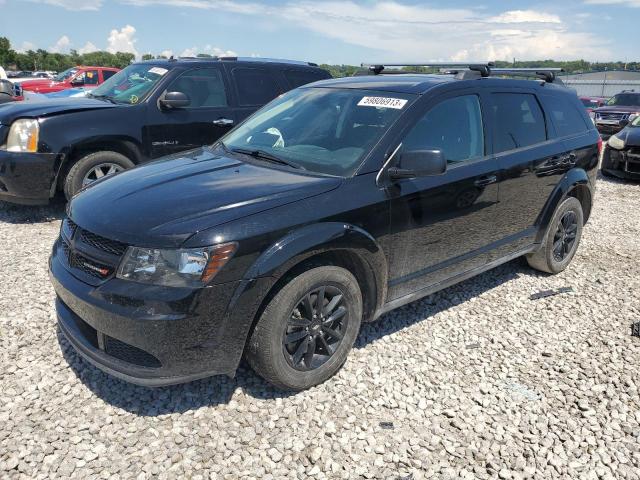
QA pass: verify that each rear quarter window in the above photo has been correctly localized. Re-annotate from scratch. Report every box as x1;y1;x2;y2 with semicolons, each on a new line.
231;67;281;106
543;96;590;137
283;69;330;89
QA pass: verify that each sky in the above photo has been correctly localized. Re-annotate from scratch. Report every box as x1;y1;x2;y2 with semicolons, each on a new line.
1;0;639;64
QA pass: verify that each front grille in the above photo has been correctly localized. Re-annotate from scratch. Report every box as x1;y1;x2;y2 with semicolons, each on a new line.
104;336;162;368
79;229;128;256
597;112;626;121
68;248;113;278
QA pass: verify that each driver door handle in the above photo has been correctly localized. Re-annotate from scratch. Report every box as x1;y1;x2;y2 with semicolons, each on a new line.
213;118;234;126
474;175;497;187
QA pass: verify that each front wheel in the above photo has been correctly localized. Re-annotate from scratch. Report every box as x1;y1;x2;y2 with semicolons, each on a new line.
526;196;584;274
246;266;362;390
64;151;135;200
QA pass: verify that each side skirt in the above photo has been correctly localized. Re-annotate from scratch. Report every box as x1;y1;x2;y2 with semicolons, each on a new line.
373;245;536;320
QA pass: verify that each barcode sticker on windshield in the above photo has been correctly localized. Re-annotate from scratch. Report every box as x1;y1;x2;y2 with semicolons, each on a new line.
148;67;168;76
358;96;407;109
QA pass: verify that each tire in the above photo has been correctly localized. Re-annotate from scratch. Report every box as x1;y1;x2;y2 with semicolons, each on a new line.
246;266;363;391
526;197;584;274
63;151;135;200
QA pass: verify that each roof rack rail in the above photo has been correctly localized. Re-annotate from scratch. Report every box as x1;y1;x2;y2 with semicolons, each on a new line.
361;62;495;77
490;68;564;83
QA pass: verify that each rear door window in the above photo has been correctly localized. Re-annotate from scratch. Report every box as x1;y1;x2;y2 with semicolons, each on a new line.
231;67;280;106
102;70;117;81
491;93;547;153
544;96;590;137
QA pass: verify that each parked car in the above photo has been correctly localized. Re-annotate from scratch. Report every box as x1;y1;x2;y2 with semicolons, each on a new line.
593;90;640;137
16;66;120;94
50;63;600;390
580;96;607;113
602;114;640;179
0;57;331;204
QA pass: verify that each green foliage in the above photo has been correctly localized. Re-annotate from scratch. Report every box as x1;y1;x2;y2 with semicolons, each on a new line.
0;37;135;71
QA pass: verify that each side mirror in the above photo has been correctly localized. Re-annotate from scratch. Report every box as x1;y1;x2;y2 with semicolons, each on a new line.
160;91;190;109
70;78;84;87
388;149;447;180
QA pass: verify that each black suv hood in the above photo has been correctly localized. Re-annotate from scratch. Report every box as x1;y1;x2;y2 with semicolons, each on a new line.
69;147;342;248
0;97;116;124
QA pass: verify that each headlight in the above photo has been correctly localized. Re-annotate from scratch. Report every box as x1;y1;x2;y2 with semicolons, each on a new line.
116;242;237;287
608;135;626;150
3;119;39;152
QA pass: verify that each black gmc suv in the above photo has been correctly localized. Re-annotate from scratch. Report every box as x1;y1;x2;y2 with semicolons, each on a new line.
50;63;600;390
0;57;330;204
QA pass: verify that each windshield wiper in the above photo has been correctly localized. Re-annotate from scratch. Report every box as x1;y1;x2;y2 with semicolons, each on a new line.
230;147;305;170
87;93;118;104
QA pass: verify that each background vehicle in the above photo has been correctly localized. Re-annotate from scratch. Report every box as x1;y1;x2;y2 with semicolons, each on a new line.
602;114;640;179
594;90;640;137
0;79;23;104
50;63;600;390
16;66;119;94
0;57;331;204
580;96;607;113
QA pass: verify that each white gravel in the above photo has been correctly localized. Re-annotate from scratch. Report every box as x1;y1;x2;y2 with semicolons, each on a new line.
1;176;640;479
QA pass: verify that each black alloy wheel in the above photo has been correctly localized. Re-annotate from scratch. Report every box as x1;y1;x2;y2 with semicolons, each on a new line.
283;285;348;371
552;211;578;262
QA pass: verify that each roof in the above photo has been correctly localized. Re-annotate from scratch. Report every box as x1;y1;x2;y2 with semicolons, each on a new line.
308;73;573;95
309;74;455;94
136;56;320;68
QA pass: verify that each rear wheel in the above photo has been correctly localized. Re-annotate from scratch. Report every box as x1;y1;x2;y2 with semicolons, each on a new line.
246;266;362;390
64;151;134;200
526;197;583;274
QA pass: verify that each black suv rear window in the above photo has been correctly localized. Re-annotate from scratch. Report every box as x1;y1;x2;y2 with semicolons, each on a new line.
232;67;280;106
284;69;326;88
491;93;547;153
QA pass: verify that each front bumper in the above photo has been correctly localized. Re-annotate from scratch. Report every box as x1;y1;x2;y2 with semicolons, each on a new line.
0;150;59;204
50;242;258;387
596;122;624;138
602;146;640;180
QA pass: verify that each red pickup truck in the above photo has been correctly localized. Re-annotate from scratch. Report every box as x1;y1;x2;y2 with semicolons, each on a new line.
18;66;120;94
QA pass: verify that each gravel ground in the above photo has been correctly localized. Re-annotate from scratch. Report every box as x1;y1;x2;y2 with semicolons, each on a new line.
1;176;639;480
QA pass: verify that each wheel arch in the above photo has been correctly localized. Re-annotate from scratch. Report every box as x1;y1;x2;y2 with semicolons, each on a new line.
243;222;388;324
534;168;592;244
54;136;143;190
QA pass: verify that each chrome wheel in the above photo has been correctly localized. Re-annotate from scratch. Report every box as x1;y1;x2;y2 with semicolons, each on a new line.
82;163;123;187
552;211;578;261
283;285;348;371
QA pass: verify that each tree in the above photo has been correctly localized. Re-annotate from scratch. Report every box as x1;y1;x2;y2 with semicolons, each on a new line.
141;53;154;61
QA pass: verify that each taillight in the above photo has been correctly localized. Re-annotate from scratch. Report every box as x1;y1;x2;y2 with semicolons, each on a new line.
597;136;603;156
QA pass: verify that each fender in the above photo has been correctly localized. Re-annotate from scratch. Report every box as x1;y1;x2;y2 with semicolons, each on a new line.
215;222;389;376
534;167;591;244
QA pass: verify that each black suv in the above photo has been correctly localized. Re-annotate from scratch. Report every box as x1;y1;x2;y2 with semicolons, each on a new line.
0;57;330;204
50;63;600;390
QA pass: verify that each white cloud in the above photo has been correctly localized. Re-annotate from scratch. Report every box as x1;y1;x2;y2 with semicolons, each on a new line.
78;41;99;54
160;49;174;58
180;45;237;57
50;35;71;53
106;25;138;56
26;0;102;11
120;1;612;61
16;41;36;53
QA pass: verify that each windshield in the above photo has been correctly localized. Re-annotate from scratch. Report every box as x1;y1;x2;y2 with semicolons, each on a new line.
606;93;640;107
53;67;77;82
222;88;415;176
89;64;169;105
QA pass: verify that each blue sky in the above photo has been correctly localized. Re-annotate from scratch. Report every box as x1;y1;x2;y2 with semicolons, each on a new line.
1;0;639;64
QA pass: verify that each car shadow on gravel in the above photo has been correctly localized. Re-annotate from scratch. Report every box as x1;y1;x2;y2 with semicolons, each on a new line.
57;258;529;415
0;197;66;224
